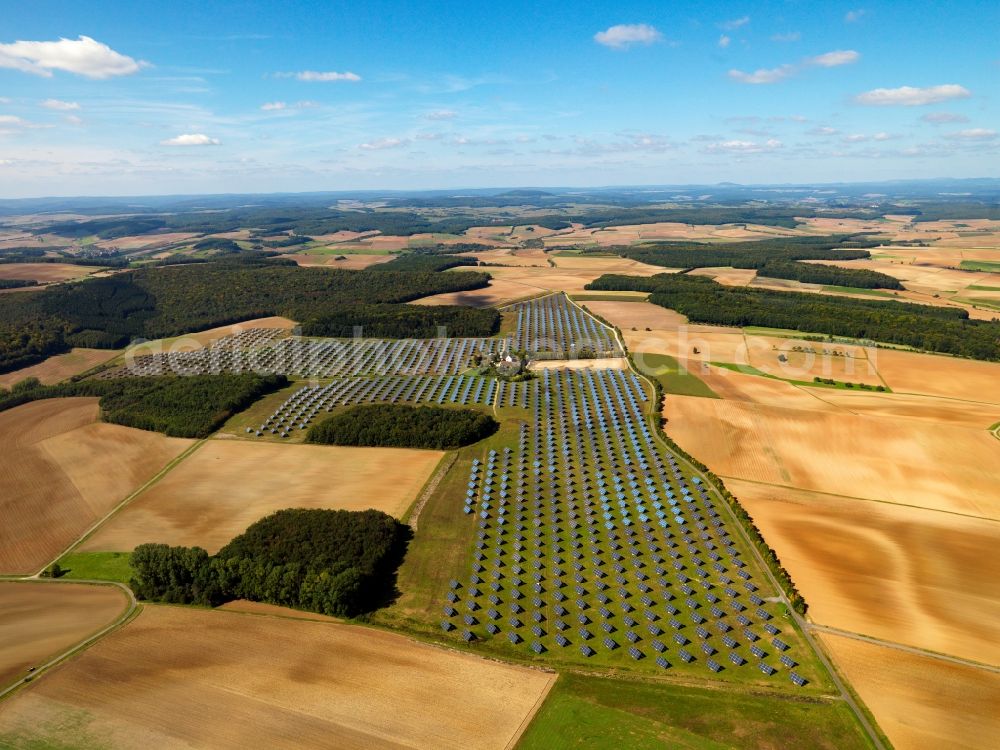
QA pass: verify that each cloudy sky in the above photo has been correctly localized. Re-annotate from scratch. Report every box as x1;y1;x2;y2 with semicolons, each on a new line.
0;0;997;197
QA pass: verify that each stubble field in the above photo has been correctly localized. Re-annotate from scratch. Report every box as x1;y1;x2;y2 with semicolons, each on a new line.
0;582;129;690
0;605;556;750
0;398;192;574
80;438;444;553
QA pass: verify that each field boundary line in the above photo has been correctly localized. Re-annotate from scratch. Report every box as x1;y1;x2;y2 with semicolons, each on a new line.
406;451;458;532
718;474;1000;526
34;437;208;577
0;578;139;702
809;624;1000;674
565;294;888;750
502;671;558;750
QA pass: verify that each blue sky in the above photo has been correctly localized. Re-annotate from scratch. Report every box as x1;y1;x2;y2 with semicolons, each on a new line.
0;0;997;197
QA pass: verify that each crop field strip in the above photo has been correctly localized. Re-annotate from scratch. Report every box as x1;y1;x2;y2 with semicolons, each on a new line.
99;293;619;380
440;367;808;683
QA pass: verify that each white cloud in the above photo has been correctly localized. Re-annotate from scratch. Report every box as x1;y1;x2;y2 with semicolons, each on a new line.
944;128;997;141
425;109;457;121
276;70;361;82
729;49;858;85
845;9;866;22
65;114;83;126
40;98;80;110
809;126;838;136
0;115;26;125
771;32;801;42
705;138;782;154
728;65;795;84
856;84;972;106
921;112;969;124
807;50;860;67
843;133;869;142
260;101;287;111
721;16;750;31
0;36;146;78
593;24;663;49
718;35;731;48
358;137;406;150
160;133;220;146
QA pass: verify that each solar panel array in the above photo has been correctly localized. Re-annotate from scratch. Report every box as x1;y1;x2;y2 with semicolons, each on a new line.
444;367;804;680
249;374;500;436
505;294;621;359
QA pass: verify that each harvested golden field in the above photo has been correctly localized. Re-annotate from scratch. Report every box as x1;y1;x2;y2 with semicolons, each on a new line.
0;606;555;750
550;255;670;275
579;300;690;330
664;395;1000;519
0;348;120;388
216;600;341;622
688;266;758;286
94;232;198;251
288;252;395;270
874;348;1000;404
81;439;443;553
529;357;629;371
458;262;665;295
0;398;192;574
807;388;1000;428
0;263;96;282
730;479;1000;664
411;276;540;307
456;247;548;266
0;582;129;690
543;222;807;247
819;634;1000;750
745;335;884;386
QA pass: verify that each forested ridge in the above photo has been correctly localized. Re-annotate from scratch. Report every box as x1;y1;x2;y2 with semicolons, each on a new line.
588;273;1000;361
130;508;410;616
0;373;287;437
307;403;499;449
370;253;478;273
0;261;493;373
609;236;904;290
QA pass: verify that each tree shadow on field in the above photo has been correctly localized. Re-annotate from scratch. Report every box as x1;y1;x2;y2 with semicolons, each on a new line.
358;523;414;616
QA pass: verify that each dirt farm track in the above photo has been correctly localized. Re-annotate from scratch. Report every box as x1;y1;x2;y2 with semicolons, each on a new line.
0;605;555;750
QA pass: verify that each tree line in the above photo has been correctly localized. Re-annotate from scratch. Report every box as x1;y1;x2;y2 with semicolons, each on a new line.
370;253;479;273
0;260;494;373
130;508;410;616
307;403;499;450
613;235;903;289
0;373;287;438
588;272;1000;361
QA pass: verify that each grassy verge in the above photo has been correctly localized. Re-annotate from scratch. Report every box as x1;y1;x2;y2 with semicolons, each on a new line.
517;673;874;750
960;260;1000;272
569;292;651;302
709;361;891;392
633;352;719;398
55;551;134;584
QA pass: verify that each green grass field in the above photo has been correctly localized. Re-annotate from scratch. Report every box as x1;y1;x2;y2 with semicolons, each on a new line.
960;260;1000;272
633;352;719;398
966;284;1000;292
517;673;874;750
55;551;134;584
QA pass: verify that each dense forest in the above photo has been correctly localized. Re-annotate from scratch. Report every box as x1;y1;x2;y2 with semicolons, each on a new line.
307;403;499;449
370;253;478;273
0;261;493;373
130;508;410;616
303;303;499;338
34;203;892;242
0;279;38;289
0;373;287;437
588;273;1000;361
614;236;903;289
